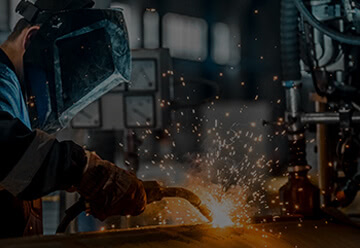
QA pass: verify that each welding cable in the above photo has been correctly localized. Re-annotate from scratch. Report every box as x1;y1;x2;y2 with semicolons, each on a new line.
280;0;302;81
56;198;86;233
293;0;360;46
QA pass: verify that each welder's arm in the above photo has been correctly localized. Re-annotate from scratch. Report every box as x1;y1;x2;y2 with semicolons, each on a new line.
74;151;146;220
0;111;146;219
0;111;87;200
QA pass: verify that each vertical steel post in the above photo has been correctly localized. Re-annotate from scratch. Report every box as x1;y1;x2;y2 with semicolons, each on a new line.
280;81;320;217
316;101;332;208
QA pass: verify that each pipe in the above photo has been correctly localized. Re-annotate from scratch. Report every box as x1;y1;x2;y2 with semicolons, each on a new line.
294;0;360;46
301;113;360;124
281;0;307;165
280;0;307;167
280;0;320;217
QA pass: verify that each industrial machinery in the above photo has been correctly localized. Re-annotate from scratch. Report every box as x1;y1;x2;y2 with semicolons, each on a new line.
6;0;360;246
279;0;360;219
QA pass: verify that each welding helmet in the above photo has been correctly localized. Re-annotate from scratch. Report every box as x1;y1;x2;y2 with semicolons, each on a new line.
16;0;131;133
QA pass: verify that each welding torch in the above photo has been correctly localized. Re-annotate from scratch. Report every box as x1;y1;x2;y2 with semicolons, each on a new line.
56;181;213;233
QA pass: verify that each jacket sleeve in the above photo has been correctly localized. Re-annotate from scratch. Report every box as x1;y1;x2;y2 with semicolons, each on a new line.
0;111;87;200
0;65;87;200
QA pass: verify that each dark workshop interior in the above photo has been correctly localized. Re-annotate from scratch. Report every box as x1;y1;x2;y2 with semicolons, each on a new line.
1;0;360;247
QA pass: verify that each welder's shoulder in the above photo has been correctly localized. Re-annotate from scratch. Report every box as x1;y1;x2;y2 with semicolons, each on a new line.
0;64;22;96
0;63;20;85
0;64;23;112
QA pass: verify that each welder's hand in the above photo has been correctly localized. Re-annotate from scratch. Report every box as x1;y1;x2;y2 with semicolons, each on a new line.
335;190;356;208
335;182;358;208
336;191;346;202
76;151;146;221
142;181;164;204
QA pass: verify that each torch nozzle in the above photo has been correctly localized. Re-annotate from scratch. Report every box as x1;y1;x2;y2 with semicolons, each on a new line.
143;181;213;222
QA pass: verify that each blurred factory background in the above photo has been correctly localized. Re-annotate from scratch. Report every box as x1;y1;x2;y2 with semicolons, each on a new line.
0;0;320;236
4;0;360;247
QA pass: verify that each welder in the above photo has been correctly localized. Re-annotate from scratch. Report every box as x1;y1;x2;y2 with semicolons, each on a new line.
0;0;146;238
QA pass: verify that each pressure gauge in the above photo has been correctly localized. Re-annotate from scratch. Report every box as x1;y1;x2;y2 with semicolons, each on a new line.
72;100;101;128
129;60;157;91
125;96;155;128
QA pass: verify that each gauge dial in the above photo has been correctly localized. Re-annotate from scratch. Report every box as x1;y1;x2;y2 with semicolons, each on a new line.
129;60;157;91
125;96;155;127
72;100;101;128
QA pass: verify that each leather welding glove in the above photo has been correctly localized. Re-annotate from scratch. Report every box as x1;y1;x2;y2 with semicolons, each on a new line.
75;151;146;221
336;182;358;207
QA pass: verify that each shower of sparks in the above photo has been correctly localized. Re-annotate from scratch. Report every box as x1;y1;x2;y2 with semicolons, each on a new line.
118;117;276;230
206;195;234;227
184;123;272;227
94;74;286;231
190;182;252;227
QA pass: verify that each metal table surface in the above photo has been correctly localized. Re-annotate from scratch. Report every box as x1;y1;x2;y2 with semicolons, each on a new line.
1;220;360;248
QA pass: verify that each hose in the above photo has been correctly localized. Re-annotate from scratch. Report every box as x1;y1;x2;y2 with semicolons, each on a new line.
280;0;302;81
56;198;86;234
281;0;309;167
294;0;360;46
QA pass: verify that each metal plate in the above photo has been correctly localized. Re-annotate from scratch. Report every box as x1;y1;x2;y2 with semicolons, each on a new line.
2;221;360;248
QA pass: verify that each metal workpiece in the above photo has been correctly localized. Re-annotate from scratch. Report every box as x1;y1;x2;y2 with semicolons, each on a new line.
300;112;360;124
2;221;360;248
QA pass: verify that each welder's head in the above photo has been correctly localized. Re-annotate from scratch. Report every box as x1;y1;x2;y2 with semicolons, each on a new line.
33;0;95;11
17;0;95;22
12;0;131;133
7;0;95;43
